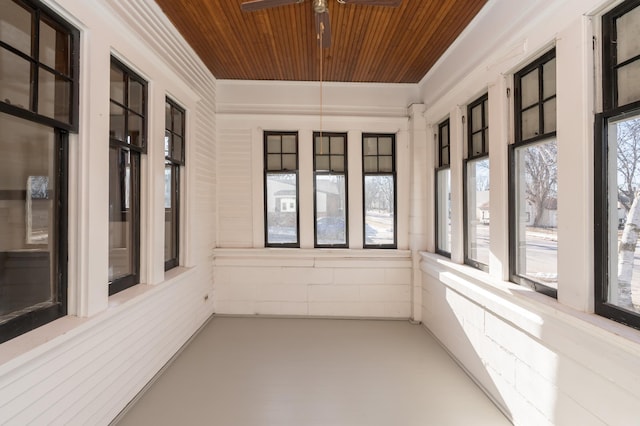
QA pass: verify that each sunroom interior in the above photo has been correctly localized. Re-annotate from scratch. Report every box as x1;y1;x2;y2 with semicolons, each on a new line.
1;0;640;424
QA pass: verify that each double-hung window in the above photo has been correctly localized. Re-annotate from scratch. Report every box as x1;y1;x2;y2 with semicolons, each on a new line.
464;95;489;270
0;0;78;343
314;132;348;248
109;57;147;295
595;0;640;328
164;99;185;270
264;131;299;247
363;133;396;248
510;49;557;296
436;119;452;256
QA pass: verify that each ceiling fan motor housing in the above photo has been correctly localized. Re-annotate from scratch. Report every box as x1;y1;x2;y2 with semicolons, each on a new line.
313;0;328;13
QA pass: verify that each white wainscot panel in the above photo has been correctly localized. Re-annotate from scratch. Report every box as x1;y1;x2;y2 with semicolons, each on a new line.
213;249;412;319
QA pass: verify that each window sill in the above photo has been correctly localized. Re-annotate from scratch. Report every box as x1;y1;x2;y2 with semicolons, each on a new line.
420;252;640;354
0;266;196;373
213;247;412;267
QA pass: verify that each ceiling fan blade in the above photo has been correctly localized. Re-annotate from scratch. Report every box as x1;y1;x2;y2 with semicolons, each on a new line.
315;10;331;48
241;0;302;12
339;0;402;6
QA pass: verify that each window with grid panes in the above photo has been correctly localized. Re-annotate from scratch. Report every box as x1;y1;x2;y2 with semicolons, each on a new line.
264;131;299;247
436;119;452;256
108;57;147;295
0;0;78;343
595;0;640;328
464;94;490;270
314;132;348;248
510;49;557;297
164;98;185;271
363;134;396;248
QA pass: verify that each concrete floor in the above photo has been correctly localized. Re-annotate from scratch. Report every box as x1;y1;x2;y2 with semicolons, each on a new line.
115;317;511;426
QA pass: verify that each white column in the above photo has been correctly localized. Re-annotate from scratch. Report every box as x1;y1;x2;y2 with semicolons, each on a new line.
450;106;465;263
347;130;364;248
408;104;427;322
144;83;167;285
298;130;314;249
556;16;595;311
73;37;111;316
488;76;511;281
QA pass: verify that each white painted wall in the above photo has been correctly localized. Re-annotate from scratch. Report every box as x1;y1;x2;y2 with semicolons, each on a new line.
419;0;640;424
0;0;216;423
215;80;418;318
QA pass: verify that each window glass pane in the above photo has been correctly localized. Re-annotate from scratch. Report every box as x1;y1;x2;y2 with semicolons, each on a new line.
128;79;144;114
472;132;483;156
484;100;488;127
266;173;297;245
330;155;344;172
436;168;451;253
282;135;296;153
0;113;58;322
282;154;296;170
315;175;346;246
330;136;344;154
542;58;556;100
0;1;32;55
165;102;172;131
128;113;143;146
109;147;135;281
441;146;450;167
471;104;482;133
363;137;377;155
617;60;640;107
39;19;70;75
267;135;281;153
172;107;183;136
514;139;558;288
267;154;281;171
110;64;125;104
164;130;171;157
521;106;539;140
440;126;449;148
617;6;640;64
109;103;125;142
520;69;539;109
316;135;329;154
378;156;393;172
607;114;640;312
543;98;556;134
0;48;31;109
379;137;393;155
315;155;330;171
467;158;490;266
364;175;394;245
38;69;71;123
164;163;177;263
363;156;378;173
172;135;183;163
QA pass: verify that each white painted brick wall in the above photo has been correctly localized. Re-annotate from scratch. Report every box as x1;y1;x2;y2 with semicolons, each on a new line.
213;249;412;319
420;253;640;426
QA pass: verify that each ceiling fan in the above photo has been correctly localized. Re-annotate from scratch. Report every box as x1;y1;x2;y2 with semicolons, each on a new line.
240;0;402;48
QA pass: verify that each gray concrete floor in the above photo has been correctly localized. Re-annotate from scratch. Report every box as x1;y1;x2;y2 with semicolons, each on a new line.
116;317;511;426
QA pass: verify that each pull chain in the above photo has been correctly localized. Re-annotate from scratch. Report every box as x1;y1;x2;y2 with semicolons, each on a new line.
319;21;324;154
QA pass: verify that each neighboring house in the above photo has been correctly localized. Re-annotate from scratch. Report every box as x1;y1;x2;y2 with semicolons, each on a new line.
525;197;557;228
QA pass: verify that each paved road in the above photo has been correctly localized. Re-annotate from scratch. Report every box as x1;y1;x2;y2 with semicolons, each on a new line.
471;224;558;286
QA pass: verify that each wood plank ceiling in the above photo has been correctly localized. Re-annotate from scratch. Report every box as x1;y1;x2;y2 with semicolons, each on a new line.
154;0;487;83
